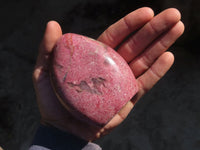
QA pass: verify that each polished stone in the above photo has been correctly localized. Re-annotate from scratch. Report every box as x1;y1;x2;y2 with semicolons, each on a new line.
50;33;138;126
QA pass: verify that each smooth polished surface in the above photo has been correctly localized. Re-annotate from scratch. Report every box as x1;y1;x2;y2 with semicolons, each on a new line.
50;33;138;126
1;1;199;150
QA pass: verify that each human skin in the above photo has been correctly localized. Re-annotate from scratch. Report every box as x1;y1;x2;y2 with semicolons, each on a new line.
33;7;184;141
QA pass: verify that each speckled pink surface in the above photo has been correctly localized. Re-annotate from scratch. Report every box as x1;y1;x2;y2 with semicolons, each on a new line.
50;33;138;126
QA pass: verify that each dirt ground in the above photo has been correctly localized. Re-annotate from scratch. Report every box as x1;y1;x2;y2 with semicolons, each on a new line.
0;0;200;150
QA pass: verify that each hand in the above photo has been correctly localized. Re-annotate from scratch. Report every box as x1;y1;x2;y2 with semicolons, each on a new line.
33;7;184;141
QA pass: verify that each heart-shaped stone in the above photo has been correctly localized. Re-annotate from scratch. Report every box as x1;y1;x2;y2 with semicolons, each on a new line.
50;33;138;126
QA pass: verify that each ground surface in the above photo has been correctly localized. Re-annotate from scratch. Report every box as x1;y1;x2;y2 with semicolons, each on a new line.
0;0;200;150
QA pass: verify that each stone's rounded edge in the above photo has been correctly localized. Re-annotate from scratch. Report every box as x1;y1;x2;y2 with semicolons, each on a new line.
50;37;106;127
49;47;105;127
50;33;139;126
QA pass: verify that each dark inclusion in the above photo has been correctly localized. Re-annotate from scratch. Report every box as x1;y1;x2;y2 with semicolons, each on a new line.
67;77;106;95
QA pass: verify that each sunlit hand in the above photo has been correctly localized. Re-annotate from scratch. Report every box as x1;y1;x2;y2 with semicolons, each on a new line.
33;7;184;141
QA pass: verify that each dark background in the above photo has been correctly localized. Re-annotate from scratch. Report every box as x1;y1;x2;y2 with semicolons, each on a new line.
0;0;200;150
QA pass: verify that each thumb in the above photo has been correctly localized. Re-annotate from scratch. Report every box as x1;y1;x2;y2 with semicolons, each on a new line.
36;21;62;69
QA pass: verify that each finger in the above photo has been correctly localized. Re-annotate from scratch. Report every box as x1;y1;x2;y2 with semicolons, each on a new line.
101;100;134;136
33;21;62;83
130;21;184;77
97;7;154;48
36;21;62;69
117;8;181;63
134;52;174;102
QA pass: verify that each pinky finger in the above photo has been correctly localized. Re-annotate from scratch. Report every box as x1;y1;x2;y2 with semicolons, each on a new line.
133;51;174;103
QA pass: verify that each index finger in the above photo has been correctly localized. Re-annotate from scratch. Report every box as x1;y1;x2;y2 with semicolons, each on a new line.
97;7;154;48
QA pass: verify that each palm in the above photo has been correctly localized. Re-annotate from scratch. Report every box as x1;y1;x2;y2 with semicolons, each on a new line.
33;7;184;141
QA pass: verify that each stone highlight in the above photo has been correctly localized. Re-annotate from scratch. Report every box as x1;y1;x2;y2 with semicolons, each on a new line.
50;33;138;126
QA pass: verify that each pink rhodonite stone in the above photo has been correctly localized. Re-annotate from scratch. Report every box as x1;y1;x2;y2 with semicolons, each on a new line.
50;33;138;126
